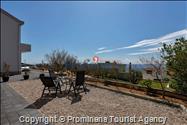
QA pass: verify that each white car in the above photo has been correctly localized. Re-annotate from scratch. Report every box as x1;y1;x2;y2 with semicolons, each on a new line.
21;66;30;71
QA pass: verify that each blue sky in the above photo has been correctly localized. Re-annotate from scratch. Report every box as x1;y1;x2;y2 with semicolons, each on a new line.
1;1;187;64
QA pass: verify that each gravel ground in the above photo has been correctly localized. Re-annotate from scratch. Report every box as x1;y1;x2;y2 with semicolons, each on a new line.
8;79;187;125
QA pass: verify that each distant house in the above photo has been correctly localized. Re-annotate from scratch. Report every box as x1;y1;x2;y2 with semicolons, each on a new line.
142;67;163;80
0;9;31;75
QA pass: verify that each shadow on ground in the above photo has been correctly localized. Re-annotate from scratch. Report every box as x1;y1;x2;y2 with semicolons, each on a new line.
25;89;90;109
66;91;82;105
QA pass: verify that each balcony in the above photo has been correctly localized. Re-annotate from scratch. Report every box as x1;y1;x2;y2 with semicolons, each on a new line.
20;43;31;53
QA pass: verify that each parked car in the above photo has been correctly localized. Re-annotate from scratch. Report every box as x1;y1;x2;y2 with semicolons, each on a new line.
21;66;30;72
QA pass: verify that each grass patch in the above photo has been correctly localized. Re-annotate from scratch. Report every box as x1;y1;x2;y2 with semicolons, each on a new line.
139;80;175;92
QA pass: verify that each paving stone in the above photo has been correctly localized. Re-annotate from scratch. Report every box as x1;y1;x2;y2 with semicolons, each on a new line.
28;110;39;116
0;118;10;125
1;83;47;125
17;110;30;116
6;112;20;123
13;121;23;125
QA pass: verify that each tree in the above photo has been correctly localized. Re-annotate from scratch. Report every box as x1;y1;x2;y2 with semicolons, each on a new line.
111;61;118;79
45;50;78;73
129;62;132;82
65;55;78;71
161;37;187;94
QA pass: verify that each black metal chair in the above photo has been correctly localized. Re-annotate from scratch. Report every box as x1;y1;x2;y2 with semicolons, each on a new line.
40;76;62;97
48;69;65;87
68;71;87;96
48;69;58;80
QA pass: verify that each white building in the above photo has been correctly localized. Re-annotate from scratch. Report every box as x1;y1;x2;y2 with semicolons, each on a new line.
0;9;31;75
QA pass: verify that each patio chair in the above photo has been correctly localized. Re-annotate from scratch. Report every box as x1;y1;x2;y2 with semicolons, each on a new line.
40;76;62;97
48;69;68;88
48;69;58;80
68;71;87;96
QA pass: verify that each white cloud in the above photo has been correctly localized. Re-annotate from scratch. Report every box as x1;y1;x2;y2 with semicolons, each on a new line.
144;46;161;52
95;29;187;54
128;47;161;56
97;47;106;51
125;39;157;49
128;51;155;56
126;29;187;49
95;49;114;54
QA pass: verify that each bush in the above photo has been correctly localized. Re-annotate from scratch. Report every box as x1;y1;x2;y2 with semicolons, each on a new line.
45;50;78;73
169;79;187;94
86;66;143;83
131;70;143;84
140;79;152;89
163;77;169;82
161;38;187;95
118;72;129;81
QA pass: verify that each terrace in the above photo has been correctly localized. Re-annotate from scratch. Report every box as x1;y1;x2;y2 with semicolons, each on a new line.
1;70;187;125
1;2;187;125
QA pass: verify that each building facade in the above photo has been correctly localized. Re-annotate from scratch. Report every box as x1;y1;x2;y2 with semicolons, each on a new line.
0;9;31;75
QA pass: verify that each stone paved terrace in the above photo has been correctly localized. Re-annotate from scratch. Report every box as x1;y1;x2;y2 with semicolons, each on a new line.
1;83;50;125
1;70;187;125
5;79;187;125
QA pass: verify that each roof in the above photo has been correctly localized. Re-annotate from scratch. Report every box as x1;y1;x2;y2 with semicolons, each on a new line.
0;8;24;25
144;67;155;71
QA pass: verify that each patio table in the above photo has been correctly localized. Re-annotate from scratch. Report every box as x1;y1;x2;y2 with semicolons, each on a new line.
57;75;75;91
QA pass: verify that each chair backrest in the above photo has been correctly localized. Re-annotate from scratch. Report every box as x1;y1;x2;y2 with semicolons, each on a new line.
40;76;56;87
75;71;85;86
48;69;57;80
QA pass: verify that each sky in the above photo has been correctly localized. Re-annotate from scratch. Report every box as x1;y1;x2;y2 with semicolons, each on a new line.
1;1;187;64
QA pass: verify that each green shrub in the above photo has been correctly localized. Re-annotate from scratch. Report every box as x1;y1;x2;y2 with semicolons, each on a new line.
131;70;143;84
169;79;187;94
161;38;187;95
140;79;153;89
85;66;143;84
118;72;129;81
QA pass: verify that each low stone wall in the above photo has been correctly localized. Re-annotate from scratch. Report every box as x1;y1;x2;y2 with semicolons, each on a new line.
86;77;187;101
0;71;21;77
